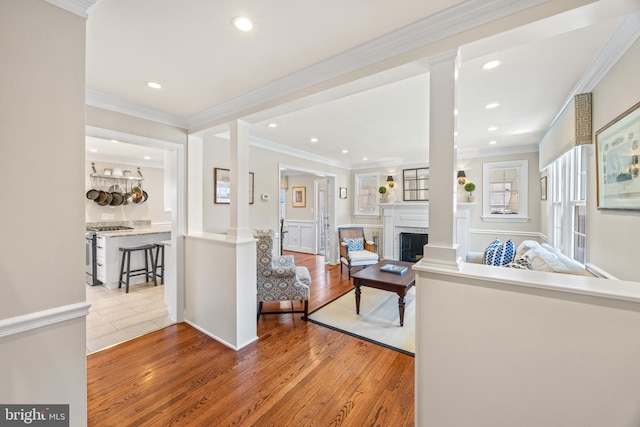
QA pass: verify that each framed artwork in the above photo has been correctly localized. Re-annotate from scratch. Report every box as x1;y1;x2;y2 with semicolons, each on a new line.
540;176;547;201
214;168;255;204
595;101;640;210
339;187;347;199
292;186;306;207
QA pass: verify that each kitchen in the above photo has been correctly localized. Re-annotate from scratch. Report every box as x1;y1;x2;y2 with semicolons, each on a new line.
85;136;176;353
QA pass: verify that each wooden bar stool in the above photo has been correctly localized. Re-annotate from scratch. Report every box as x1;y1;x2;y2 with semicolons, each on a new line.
154;243;165;285
118;244;157;293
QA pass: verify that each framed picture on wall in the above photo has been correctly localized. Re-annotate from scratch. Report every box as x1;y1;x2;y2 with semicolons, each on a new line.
595;101;640;210
214;168;255;204
340;187;347;199
540;176;547;201
292;186;306;207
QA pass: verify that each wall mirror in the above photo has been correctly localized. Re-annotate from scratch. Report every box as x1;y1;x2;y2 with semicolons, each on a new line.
403;167;429;201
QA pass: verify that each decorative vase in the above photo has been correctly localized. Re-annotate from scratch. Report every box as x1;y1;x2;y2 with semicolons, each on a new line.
467;195;475;202
387;191;397;203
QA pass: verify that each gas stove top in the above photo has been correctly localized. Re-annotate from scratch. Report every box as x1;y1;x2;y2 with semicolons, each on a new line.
87;225;134;232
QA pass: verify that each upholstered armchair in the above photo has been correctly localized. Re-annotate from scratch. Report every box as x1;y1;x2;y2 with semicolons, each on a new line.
338;227;379;278
254;229;312;320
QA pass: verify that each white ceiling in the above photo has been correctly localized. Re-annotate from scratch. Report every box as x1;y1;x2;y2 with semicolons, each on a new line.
84;0;639;169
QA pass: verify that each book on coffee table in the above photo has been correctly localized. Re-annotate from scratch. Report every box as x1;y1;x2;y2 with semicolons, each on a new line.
380;263;408;274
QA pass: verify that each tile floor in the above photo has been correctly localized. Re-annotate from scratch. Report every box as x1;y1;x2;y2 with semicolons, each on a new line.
86;281;174;354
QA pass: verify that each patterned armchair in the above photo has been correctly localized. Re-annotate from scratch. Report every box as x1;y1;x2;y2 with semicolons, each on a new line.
338;227;379;278
254;229;312;320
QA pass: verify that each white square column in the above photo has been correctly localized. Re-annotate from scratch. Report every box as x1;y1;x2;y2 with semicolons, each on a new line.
227;119;253;240
420;51;462;270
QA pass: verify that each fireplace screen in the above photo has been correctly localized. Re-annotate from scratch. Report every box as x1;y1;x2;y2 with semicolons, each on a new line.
399;232;428;262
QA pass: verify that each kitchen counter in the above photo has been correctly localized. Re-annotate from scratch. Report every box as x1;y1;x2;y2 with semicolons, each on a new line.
95;225;171;238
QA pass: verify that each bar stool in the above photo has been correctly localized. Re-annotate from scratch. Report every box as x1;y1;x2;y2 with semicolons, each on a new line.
154;243;165;285
118;244;157;293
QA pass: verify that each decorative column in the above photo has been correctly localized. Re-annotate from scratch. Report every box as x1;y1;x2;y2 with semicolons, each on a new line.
227;119;253;240
420;50;461;270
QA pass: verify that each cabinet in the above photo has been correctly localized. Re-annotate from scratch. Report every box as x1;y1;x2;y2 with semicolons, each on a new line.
96;235;106;283
403;168;429;201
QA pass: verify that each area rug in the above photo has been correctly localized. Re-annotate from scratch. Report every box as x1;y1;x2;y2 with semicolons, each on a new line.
308;287;415;356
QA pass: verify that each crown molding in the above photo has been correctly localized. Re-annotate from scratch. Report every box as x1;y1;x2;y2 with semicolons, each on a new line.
248;136;351;170
86;89;187;129
43;0;99;18
547;10;640;133
186;0;548;130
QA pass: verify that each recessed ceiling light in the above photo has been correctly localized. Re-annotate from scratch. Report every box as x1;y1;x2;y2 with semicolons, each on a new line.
454;109;458;116
110;139;119;143
146;81;162;89
482;59;502;70
454;131;458;137
487;126;499;131
310;137;318;143
232;16;253;32
89;148;97;153
485;102;500;109
267;123;277;128
489;140;497;145
144;156;151;160
342;149;349;154
362;157;368;161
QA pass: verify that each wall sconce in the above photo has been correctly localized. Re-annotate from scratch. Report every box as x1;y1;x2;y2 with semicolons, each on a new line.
387;175;395;188
457;170;467;185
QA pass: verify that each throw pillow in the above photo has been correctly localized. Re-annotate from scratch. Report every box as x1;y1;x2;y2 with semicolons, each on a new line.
483;239;516;266
482;239;502;264
505;256;532;270
344;237;364;251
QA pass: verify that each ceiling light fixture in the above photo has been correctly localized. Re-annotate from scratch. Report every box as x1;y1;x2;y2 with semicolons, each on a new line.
110;139;119;143
485;102;500;109
489;140;497;145
362;157;368;161
310;137;318;143
267;123;277;128
482;59;502;70
342;149;348;154
89;148;97;153
146;81;162;89
144;156;151;160
487;126;499;131
232;16;253;32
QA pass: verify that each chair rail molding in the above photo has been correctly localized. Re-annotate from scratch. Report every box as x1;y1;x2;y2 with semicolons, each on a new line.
0;302;91;338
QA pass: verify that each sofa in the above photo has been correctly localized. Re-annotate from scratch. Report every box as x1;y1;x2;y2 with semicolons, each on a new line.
467;239;593;277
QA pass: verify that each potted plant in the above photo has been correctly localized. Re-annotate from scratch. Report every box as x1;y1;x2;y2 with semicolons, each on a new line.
378;185;387;201
464;182;476;202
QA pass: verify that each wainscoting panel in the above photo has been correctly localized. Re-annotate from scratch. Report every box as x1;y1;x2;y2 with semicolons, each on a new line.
283;221;316;254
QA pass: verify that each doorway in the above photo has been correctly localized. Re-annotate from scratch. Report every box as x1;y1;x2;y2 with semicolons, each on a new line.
85;127;185;351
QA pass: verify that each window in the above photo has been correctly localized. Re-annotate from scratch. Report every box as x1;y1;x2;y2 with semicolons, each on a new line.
549;146;587;263
354;173;380;216
482;160;528;222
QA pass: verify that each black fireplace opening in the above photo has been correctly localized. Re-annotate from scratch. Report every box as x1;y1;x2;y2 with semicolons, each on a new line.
400;232;428;262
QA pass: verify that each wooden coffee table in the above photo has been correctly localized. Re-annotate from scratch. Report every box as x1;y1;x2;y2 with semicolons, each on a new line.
351;261;416;326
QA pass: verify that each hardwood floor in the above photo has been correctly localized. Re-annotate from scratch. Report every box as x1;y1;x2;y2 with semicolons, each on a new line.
87;252;415;426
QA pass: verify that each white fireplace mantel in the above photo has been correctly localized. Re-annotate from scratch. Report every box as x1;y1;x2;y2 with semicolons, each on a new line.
379;202;474;260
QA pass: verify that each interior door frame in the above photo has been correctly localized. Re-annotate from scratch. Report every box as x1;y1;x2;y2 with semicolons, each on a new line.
278;163;338;265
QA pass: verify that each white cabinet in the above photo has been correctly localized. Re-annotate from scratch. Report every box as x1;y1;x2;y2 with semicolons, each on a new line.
98;232;171;289
96;235;106;283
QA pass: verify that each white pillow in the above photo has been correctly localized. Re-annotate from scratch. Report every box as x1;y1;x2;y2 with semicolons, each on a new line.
525;248;572;274
540;244;593;277
516;240;541;259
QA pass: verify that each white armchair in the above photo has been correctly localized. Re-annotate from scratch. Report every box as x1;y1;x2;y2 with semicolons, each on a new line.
338;227;379;278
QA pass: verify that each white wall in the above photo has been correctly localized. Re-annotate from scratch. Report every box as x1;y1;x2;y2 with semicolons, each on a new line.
85;161;172;224
0;0;88;424
415;265;640;427
202;140;352;234
588;38;640;281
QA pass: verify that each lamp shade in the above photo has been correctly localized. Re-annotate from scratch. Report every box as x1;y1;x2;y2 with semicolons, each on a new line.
387;175;394;182
457;171;466;178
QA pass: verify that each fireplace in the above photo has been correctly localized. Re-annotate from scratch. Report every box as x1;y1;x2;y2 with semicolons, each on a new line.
400;232;428;262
